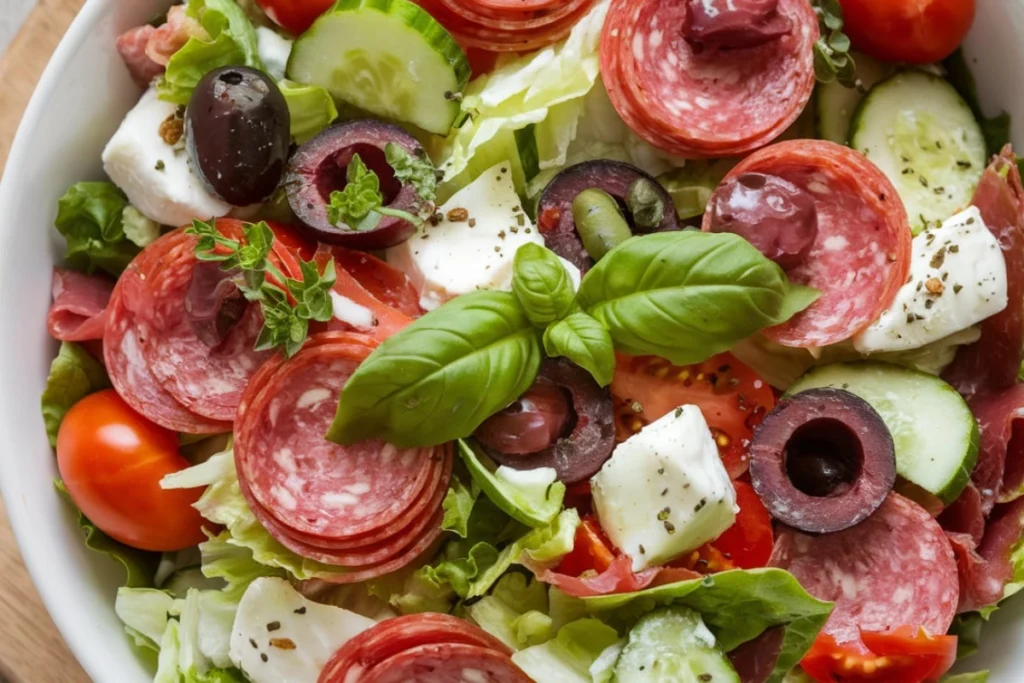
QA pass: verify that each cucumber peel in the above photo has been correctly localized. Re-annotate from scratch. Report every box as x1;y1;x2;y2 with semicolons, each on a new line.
287;0;470;135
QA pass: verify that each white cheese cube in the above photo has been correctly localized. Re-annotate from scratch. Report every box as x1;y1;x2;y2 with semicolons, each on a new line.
854;207;1008;354
102;87;230;226
229;577;374;683
591;405;737;572
386;162;582;310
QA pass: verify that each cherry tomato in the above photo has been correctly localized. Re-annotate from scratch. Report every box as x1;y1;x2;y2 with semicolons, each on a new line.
255;0;335;35
802;628;957;683
838;0;975;64
56;390;208;552
612;353;775;478
554;515;616;577
709;481;774;569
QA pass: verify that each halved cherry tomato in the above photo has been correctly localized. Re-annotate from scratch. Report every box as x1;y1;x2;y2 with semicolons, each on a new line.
554;515;616;577
802;628;957;683
255;0;334;35
56;390;208;552
709;481;774;569
612;353;775;478
838;0;975;64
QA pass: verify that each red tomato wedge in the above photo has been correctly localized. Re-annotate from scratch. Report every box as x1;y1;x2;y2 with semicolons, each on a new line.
56;390;208;552
612;353;775;478
554;515;616;578
708;481;774;569
802;628;957;683
255;0;334;35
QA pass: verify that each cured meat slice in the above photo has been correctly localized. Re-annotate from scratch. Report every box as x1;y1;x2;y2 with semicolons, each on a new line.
728;627;784;683
706;141;912;348
938;482;986;547
944;147;1024;397
47;268;114;343
965;385;1024;514
319;614;514;683
330;247;423;318
769;494;959;644
955;497;1024;613
314;246;414;341
363;643;532;683
115;25;163;88
234;337;442;539
532;554;699;597
600;0;817;157
415;0;595;52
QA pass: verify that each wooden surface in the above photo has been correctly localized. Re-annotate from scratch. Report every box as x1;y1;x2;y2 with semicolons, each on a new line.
0;2;93;680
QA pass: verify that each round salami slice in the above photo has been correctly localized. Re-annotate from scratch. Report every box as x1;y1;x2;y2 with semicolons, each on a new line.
234;338;440;539
706;141;912;348
104;262;230;434
769;493;959;644
363;644;532;683
416;0;595;52
601;0;817;158
319;614;512;683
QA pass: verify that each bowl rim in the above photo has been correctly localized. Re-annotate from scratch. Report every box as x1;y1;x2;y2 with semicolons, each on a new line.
0;0;123;680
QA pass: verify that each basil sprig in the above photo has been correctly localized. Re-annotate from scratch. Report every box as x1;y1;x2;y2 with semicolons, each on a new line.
328;232;818;448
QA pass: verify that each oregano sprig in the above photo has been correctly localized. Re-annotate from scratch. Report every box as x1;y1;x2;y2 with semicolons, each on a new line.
327;150;439;232
811;0;857;87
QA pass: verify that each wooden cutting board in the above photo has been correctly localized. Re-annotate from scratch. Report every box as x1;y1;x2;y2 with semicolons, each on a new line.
0;2;95;680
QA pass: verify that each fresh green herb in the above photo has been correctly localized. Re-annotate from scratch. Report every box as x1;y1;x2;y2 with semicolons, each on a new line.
186;219;336;357
326;290;543;448
385;142;439;203
810;0;856;86
577;231;820;365
542;312;615;387
512;243;576;328
54;181;140;276
626;178;666;230
327;154;420;231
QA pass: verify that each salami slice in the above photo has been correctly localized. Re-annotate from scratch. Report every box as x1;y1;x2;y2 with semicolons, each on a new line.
415;0;595;52
234;336;442;540
600;0;817;158
705;141;912;348
944;147;1024;397
319;614;513;683
47;268;114;343
363;643;532;683
769;494;959;644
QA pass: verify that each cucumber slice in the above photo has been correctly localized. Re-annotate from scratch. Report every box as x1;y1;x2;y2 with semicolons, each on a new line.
613;608;740;683
815;52;896;145
787;362;978;504
286;0;470;135
850;71;986;235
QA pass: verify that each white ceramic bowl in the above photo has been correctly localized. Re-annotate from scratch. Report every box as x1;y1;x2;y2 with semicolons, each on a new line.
2;0;1024;680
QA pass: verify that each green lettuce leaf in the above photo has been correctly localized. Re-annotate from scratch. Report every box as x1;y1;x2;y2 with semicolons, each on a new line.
40;342;110;446
121;205;161;248
437;0;610;199
279;79;339;144
511;618;622;683
942;674;990;683
116;587;177;649
585;568;833;683
466;573;553;650
55;480;158;588
950;612;985;659
54;181;139;276
459;439;565;528
159;0;263;105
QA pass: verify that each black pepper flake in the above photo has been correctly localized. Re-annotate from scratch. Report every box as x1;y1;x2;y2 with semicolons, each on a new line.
919;176;930;188
509;226;519;233
154;160;165;171
674;407;683;417
694;498;707;512
699;675;713;682
925;299;934;309
293;607;307;615
664;521;676;534
525;228;532;234
661;488;668;496
930;246;947;269
267;621;281;632
639;544;646;555
657;507;671;521
949;244;960;253
260;653;269;663
957;160;973;169
906;312;917;324
954;284;963;294
249;638;258;649
493;246;501;253
468;218;477;228
497;230;506;239
657;467;665;475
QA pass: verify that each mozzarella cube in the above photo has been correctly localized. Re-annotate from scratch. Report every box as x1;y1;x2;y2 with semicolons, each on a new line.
386;162;581;310
854;207;1008;354
229;577;374;683
591;405;737;572
102;87;230;226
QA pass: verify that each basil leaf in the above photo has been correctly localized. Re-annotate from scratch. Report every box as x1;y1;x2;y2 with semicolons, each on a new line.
577;232;819;365
327;290;544;447
512;243;576;328
543;312;615;387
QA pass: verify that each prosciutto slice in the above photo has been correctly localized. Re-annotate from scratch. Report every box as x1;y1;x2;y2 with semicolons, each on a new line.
954;497;1024;613
530;555;699;598
965;385;1024;514
47;268;114;343
944;146;1024;397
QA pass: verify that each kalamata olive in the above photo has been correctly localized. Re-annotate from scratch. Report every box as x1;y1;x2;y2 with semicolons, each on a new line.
475;379;572;455
186;66;290;206
572;189;633;261
185;262;247;347
537;161;680;272
284;119;427;249
749;388;896;534
704;173;818;270
683;0;792;49
478;358;615;484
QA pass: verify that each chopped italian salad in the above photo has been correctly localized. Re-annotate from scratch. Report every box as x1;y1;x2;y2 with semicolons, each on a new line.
40;0;1019;681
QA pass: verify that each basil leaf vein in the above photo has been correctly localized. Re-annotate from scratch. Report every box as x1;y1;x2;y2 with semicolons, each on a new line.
327;291;543;447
